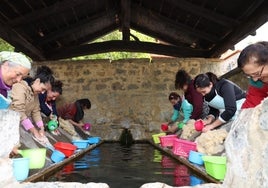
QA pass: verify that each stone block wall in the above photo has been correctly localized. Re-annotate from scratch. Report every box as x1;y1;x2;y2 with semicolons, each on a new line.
34;57;246;135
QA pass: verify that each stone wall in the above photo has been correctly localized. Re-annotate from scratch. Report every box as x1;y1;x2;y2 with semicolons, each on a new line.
34;57;232;132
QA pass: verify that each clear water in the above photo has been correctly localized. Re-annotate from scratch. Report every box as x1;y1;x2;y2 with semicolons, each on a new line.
48;143;206;187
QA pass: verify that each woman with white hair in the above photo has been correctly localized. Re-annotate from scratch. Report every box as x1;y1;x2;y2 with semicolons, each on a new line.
0;51;31;109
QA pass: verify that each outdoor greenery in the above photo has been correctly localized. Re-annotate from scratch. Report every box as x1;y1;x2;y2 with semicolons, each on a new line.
0;30;156;60
0;38;14;52
72;29;156;60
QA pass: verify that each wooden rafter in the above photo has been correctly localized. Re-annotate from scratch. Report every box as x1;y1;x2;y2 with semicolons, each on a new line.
120;0;131;41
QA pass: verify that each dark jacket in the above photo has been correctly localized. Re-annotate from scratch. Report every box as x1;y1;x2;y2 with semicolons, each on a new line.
39;92;58;117
205;79;246;121
184;80;204;119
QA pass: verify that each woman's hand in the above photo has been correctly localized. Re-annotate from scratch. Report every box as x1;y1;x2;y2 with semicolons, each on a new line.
202;119;222;133
202;124;214;132
39;126;45;137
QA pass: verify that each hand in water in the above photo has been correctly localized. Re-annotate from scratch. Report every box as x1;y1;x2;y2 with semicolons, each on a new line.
202;124;214;132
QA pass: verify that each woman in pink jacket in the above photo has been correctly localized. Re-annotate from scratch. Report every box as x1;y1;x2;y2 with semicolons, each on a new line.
9;65;54;143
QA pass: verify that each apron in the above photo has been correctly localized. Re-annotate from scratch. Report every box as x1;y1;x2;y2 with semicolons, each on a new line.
205;90;245;120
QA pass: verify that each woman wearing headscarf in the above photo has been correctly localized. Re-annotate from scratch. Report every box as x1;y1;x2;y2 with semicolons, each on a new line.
0;51;31;109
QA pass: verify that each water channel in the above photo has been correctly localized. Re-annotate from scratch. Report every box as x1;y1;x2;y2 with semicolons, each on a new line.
47;142;207;187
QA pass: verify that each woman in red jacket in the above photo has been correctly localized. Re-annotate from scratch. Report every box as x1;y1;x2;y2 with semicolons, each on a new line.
237;41;268;108
57;98;91;128
175;69;208;119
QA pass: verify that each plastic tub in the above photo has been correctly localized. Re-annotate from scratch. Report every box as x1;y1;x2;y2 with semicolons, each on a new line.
152;132;166;144
54;142;77;157
172;138;197;157
51;150;66;163
161;123;168;131
72;140;89;149
12;158;30;181
159;134;177;147
188;150;205;165
17;148;46;169
47;120;58;131
87;136;101;144
194;120;204;131
202;156;227;180
82;123;91;131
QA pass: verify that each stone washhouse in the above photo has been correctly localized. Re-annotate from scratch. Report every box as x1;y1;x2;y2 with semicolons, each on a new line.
1;98;268;188
1;58;267;187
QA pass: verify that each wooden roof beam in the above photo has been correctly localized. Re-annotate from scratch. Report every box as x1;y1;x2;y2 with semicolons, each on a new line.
45;40;208;60
0;22;45;60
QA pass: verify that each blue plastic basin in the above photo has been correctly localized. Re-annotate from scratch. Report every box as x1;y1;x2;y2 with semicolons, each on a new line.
72;140;89;149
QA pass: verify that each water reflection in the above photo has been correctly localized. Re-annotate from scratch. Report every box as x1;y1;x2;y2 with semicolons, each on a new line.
153;149;162;162
190;175;204;186
48;143;206;187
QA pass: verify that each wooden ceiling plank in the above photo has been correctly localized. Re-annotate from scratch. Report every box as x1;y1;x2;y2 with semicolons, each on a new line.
168;0;239;27
36;10;117;46
210;1;268;57
120;0;130;41
8;0;90;27
45;40;208;60
131;5;219;44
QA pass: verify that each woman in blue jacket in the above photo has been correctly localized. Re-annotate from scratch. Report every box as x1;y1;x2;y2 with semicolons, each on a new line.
167;92;193;133
39;80;63;119
194;72;246;132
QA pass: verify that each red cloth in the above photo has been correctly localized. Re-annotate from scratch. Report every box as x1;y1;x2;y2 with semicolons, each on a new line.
242;84;268;109
57;103;77;121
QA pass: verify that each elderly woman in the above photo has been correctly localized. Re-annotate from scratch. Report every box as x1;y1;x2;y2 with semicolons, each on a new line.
237;41;268;108
0;51;31;109
194;72;246;132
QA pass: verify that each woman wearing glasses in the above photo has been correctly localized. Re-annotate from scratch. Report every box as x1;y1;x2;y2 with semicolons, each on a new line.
237;41;268;108
194;72;246;132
